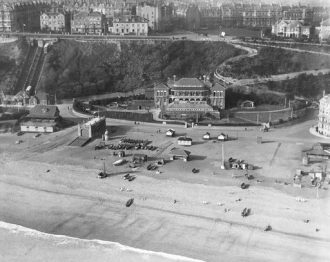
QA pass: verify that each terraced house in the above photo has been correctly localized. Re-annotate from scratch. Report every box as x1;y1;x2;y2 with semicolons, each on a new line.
40;8;65;32
109;15;148;36
71;11;104;34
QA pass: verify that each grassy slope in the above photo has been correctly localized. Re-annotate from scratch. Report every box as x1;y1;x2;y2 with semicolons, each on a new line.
220;47;330;79
39;40;244;99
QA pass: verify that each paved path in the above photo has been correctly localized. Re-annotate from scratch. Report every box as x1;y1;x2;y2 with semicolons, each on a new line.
213;37;330;86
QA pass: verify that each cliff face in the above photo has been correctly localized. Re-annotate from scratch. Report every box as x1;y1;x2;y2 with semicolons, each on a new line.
39;40;243;99
0;39;29;94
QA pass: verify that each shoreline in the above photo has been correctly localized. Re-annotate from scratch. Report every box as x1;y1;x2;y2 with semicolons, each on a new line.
0;221;204;262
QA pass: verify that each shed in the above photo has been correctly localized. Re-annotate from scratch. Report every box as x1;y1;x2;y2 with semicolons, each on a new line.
169;147;191;162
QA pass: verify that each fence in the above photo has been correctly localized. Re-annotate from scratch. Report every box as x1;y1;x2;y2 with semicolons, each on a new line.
233;107;307;124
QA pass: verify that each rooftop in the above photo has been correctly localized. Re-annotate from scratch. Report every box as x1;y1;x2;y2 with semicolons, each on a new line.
211;83;226;91
169;147;191;157
173;78;205;88
84;117;105;126
27;105;59;120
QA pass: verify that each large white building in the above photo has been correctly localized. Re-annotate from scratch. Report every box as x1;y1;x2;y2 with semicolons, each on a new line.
136;3;160;30
272;19;311;38
40;10;65;32
109;16;148;36
317;18;330;42
318;95;330;136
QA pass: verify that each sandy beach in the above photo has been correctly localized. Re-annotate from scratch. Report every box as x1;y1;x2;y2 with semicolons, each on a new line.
0;118;330;261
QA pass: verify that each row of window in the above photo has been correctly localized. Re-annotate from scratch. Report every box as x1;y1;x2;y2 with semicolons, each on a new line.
156;90;224;96
114;23;147;28
167;107;212;111
113;28;145;33
42;22;64;25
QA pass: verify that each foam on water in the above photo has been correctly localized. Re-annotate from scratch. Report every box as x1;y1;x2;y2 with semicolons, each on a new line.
0;221;204;262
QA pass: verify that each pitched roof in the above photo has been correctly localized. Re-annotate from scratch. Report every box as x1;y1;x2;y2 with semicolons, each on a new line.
173;78;205;88
27;105;59;119
303;143;330;156
211;83;226;91
154;82;169;90
169;147;191;157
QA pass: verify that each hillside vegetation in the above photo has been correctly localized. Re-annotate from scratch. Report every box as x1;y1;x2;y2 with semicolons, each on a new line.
267;73;330;99
39;40;243;99
0;40;28;94
220;47;330;79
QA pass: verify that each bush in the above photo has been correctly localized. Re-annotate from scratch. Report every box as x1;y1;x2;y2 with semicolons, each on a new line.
41;40;243;99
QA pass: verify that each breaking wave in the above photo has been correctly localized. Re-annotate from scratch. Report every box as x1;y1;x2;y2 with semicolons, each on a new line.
0;221;204;262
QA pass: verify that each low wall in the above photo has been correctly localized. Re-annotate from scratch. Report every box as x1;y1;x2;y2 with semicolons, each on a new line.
233;107;307;124
100;110;154;122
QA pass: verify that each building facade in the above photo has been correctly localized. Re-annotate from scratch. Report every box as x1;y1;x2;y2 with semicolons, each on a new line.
40;10;65;32
318;95;330;137
136;3;160;30
71;11;104;34
272;19;310;38
77;117;106;138
20;105;60;133
185;5;201;30
109;15;148;36
154;77;226;120
200;7;221;29
318;18;330;42
242;4;282;28
0;3;14;32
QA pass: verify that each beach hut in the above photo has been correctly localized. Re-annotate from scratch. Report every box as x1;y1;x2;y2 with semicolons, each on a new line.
203;132;210;140
166;128;175;137
217;133;228;141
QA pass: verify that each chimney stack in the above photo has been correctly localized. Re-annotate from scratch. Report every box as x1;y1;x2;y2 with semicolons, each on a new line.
173;75;176;82
203;75;206;82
